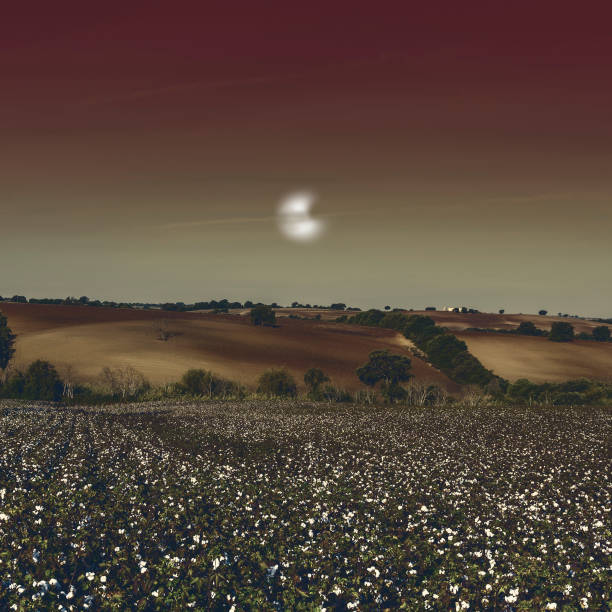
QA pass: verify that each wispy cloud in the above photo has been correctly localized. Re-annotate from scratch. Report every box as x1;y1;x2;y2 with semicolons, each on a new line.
158;210;367;231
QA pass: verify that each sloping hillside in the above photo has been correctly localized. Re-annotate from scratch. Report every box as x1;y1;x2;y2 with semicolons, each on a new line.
0;303;458;391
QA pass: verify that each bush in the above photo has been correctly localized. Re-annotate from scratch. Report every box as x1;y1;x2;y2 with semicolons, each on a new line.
180;369;239;398
101;366;150;399
23;360;63;401
549;322;574;342
257;368;297;397
0;311;16;373
516;321;542;336
320;384;353;403
592;326;611;342
0;371;25;398
250;305;276;326
304;367;329;398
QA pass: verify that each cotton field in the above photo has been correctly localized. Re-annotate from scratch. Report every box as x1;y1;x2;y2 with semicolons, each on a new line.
0;400;610;610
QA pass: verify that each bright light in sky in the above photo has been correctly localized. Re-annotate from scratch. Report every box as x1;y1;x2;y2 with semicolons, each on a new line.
277;191;326;243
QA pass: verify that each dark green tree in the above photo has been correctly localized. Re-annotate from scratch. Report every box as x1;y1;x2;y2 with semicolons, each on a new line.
181;369;219;396
23;360;63;401
516;321;540;336
304;367;329;396
592;326;611;342
357;350;412;402
538;310;548;316
424;334;467;370
250;305;276;326
0;311;16;373
549;321;574;342
257;368;297;397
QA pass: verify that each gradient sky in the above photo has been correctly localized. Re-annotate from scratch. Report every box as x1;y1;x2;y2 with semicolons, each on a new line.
2;1;611;315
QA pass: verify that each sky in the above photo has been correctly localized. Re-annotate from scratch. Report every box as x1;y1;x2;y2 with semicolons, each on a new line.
2;1;611;316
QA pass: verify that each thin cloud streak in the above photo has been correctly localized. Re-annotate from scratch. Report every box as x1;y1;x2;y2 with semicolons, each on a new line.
159;210;368;231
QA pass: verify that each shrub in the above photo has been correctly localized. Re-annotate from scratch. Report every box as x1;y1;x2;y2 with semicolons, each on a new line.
538;310;548;316
0;311;16;373
182;369;216;396
321;384;353;403
549;322;574;342
250;305;276;326
257;368;297;397
180;369;240;398
304;368;329;396
23;360;63;401
516;321;542;336
592;326;611;342
0;371;25;398
101;366;150;399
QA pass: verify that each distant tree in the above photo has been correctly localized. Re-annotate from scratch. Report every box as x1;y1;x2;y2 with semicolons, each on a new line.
23;360;63;401
499;309;505;314
304;367;329;396
549;321;574;342
357;350;412;402
101;366;149;399
384;305;391;310
257;368;297;397
330;303;346;310
181;369;220;396
250;305;276;326
425;306;437;311
0;311;16;376
423;334;467;370
516;321;540;336
592;326;611;342
538;310;548;316
11;295;27;303
244;300;253;308
78;296;90;305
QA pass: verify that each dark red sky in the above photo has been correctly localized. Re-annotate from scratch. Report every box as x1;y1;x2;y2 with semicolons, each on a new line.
2;2;612;314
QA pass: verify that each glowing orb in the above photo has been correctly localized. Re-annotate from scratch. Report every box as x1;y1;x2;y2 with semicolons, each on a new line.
277;191;326;243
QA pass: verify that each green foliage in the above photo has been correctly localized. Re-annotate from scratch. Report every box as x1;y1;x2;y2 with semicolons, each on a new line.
516;321;542;336
250;305;276;326
0;311;16;372
0;371;25;398
379;381;408;403
549;321;574;342
348;309;385;327
22;360;63;401
538;309;548;315
592;325;611;342
303;368;329;394
403;315;443;345
320;384;353;403
356;350;412;391
424;334;468;370
505;377;610;405
180;369;236;397
257;368;297;397
449;352;494;386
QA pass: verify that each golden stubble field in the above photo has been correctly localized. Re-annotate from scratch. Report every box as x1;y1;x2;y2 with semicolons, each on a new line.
1;303;457;391
2;303;611;387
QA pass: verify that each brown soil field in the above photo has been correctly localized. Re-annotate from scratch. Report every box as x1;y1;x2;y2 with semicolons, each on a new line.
455;331;612;383
0;303;458;392
407;310;606;335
